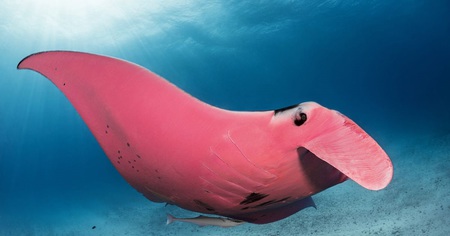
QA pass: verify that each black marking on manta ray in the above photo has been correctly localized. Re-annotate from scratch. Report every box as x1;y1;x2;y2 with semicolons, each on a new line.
252;196;292;208
253;200;277;207
194;199;215;212
240;192;269;205
118;150;121;154
274;104;298;115
136;154;141;159
127;142;130;147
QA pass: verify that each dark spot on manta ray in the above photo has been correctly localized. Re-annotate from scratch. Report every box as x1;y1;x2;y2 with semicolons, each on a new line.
92;226;96;229
106;124;109;128
117;161;120;164
128;161;131;164
240;192;269;205
253;200;277;208
127;142;130;147
132;166;134;169
193;199;215;212
250;196;291;209
136;154;141;159
63;83;65;86
118;150;121;154
241;197;291;210
276;196;291;202
105;130;108;134
274;104;298;115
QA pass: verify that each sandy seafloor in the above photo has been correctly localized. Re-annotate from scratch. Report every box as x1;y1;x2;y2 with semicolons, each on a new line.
1;1;450;235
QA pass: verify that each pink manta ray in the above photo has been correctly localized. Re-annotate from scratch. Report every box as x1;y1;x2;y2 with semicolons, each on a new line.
18;51;393;224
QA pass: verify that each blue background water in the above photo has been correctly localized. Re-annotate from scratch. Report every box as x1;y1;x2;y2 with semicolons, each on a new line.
1;1;449;235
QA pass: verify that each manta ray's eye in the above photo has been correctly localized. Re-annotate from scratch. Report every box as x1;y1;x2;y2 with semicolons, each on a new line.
294;112;307;126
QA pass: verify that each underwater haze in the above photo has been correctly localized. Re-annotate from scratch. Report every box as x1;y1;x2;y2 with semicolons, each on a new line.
1;0;449;235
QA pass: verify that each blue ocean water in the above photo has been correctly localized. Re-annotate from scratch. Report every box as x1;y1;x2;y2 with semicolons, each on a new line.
1;0;449;235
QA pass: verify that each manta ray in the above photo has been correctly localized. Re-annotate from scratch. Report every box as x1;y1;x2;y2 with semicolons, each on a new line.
18;51;393;224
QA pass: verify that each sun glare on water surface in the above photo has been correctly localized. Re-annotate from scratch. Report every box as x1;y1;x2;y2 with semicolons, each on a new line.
2;0;191;44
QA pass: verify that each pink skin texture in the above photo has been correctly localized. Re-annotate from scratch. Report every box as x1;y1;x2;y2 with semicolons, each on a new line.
18;51;393;224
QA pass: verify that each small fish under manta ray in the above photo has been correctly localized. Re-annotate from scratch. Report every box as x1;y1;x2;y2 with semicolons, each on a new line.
166;214;246;227
17;51;393;224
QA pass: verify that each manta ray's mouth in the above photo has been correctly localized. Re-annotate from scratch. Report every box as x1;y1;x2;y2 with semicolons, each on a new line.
297;147;348;191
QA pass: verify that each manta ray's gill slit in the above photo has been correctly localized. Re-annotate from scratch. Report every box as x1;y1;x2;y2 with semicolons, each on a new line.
193;199;216;212
226;131;276;179
206;148;263;193
198;173;247;201
240;192;269;205
251;196;291;209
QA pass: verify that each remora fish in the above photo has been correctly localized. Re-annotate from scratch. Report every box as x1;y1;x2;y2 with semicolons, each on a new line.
166;214;245;227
